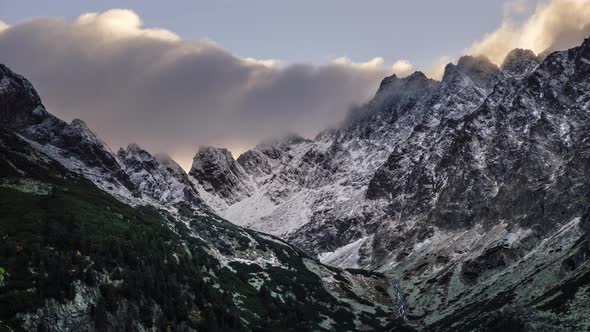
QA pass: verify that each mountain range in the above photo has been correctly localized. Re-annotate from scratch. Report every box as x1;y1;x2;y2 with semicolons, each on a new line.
1;35;590;331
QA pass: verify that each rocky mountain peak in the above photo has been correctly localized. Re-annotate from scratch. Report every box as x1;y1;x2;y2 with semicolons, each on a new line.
256;133;310;149
376;73;398;92
52;118;119;170
574;36;590;79
117;143;155;165
155;153;189;179
377;70;435;94
70;118;89;129
117;142;204;208
456;54;498;73
190;146;253;204
442;55;500;89
371;70;439;114
0;64;46;130
192;146;235;166
501;48;539;77
118;143;153;162
65;119;113;151
0;63;210;212
153;152;176;166
236;133;314;177
406;70;428;81
0;64;146;203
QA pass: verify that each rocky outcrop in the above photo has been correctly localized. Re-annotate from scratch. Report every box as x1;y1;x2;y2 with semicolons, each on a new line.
189;146;253;204
117;144;204;209
0;64;138;196
501;48;539;77
0;64;45;131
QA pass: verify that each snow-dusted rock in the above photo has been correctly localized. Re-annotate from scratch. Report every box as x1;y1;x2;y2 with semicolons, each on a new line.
117;143;205;209
0;64;45;131
189;146;254;205
501;48;540;78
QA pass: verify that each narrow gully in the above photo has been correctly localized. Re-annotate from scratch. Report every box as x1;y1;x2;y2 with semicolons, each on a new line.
391;278;410;324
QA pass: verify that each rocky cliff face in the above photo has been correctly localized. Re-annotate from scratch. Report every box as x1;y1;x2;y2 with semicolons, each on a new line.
191;36;590;330
0;64;45;131
189;146;254;206
117;143;205;209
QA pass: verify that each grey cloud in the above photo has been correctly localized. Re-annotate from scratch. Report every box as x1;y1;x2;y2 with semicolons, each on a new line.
0;10;387;169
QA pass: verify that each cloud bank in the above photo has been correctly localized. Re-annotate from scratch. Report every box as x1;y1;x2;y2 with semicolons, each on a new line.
0;9;397;169
1;1;590;168
422;0;590;79
469;0;590;65
390;60;415;77
0;20;8;33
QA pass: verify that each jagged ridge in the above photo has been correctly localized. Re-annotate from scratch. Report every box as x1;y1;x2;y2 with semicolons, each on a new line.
191;36;590;330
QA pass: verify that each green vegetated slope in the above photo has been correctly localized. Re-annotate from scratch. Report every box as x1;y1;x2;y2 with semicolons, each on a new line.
425;218;590;332
0;128;407;331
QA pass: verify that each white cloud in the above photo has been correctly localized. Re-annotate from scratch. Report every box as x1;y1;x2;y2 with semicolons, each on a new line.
331;56;385;70
503;0;534;18
0;20;9;33
420;0;590;80
4;2;589;167
75;9;180;41
331;56;416;77
425;56;453;80
469;0;590;64
0;10;388;169
242;57;282;68
390;59;415;77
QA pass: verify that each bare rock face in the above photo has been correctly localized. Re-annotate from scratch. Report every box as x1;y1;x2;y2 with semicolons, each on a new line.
0;64;46;130
53;119;122;172
117;143;205;209
444;55;500;89
189;146;253;204
501;48;539;77
0;64;135;194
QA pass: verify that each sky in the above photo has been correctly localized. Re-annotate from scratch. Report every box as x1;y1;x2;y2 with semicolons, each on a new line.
0;1;505;68
1;0;590;170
